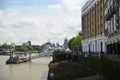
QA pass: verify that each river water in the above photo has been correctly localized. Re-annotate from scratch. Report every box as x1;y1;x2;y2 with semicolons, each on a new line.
0;55;52;80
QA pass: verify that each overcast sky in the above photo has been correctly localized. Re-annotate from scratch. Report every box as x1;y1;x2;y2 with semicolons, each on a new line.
0;0;87;45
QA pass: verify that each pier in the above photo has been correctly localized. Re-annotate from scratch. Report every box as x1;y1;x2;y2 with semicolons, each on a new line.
6;51;53;64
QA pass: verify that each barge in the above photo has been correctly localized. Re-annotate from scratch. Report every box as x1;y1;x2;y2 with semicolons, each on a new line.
6;56;30;64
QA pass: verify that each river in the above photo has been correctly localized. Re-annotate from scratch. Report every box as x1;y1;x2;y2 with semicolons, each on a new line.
0;55;52;80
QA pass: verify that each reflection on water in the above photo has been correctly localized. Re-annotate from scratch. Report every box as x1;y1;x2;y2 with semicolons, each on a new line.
0;55;52;80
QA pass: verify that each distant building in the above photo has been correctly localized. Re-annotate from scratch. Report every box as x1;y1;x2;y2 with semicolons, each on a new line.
52;43;56;48
41;42;53;51
22;41;31;46
63;38;68;50
55;42;60;48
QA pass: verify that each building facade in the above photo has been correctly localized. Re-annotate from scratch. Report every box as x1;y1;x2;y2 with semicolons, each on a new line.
63;38;68;50
41;42;53;51
22;41;31;46
105;0;120;54
81;0;107;54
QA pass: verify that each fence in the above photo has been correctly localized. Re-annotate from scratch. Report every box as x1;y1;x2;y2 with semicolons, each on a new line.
76;55;120;80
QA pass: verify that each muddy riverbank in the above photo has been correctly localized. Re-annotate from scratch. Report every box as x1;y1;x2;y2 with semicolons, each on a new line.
48;61;105;80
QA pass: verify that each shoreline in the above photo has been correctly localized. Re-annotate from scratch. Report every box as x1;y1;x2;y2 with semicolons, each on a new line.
48;61;105;80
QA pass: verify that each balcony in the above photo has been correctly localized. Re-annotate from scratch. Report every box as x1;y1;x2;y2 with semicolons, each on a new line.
105;4;117;21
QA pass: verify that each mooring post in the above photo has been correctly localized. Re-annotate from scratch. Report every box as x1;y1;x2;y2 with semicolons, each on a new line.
29;52;31;61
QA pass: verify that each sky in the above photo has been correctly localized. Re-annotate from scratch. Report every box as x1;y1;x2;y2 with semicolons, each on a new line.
0;0;87;45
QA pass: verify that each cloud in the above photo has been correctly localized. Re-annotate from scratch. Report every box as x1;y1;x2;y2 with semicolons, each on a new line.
60;0;86;12
0;0;87;45
0;10;3;17
48;4;63;10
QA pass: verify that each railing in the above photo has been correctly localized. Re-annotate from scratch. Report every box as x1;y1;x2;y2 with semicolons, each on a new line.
76;55;120;80
105;4;117;21
30;53;53;60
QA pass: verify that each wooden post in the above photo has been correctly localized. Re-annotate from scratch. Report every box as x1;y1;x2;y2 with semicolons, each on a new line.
29;52;31;61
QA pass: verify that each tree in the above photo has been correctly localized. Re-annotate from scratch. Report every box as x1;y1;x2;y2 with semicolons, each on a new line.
20;46;29;52
27;46;33;51
68;35;82;51
78;31;82;36
16;46;34;51
1;44;11;49
72;36;82;51
16;46;28;52
68;37;75;50
38;46;44;51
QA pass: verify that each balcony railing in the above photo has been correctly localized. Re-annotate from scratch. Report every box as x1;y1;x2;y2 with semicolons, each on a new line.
105;4;117;21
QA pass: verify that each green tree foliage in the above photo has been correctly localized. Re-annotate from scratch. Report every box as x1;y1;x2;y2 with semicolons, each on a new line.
1;44;11;49
38;46;43;51
68;37;75;50
19;46;29;51
78;31;82;36
27;46;33;51
68;35;82;51
16;46;33;52
33;46;43;51
16;46;43;52
1;45;7;49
